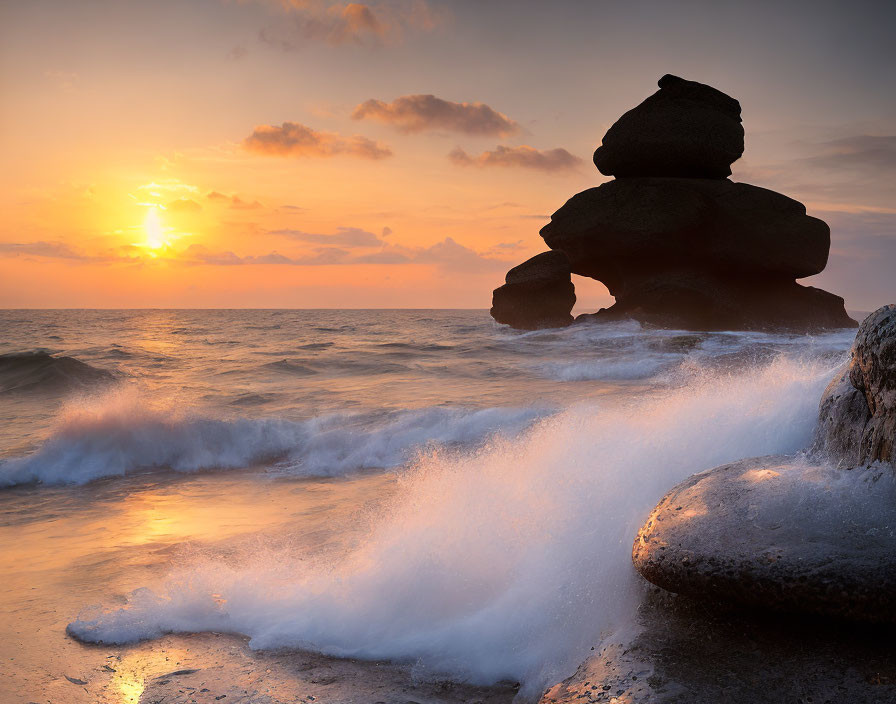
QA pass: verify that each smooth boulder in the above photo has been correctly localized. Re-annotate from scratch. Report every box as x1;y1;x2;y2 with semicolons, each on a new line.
490;251;575;330
631;456;896;623
593;74;744;179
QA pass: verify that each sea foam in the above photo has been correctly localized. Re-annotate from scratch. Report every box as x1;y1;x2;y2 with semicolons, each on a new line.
0;388;546;486
67;353;843;698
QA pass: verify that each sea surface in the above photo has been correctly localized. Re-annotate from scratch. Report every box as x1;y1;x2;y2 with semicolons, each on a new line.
0;309;859;702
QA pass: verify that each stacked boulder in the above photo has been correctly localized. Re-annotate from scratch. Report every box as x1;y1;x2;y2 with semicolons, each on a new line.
489;251;575;330
492;75;857;331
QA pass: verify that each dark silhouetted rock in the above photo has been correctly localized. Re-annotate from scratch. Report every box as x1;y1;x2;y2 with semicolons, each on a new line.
576;273;854;332
490;251;575;330
491;75;856;332
814;305;896;465
593;74;744;179
539;588;896;704
540;178;830;285
631;456;896;623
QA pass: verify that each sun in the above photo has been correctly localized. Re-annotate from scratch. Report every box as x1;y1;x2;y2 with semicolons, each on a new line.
143;206;166;249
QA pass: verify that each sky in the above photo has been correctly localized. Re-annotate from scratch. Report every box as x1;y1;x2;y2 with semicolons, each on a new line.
0;0;894;310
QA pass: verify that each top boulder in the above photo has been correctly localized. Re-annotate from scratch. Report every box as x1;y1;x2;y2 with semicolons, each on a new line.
593;74;744;179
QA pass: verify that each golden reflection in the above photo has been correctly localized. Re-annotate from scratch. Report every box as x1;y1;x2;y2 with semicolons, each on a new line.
741;468;782;483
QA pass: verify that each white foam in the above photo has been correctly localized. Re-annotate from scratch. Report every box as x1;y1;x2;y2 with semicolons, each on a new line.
0;388;546;486
67;354;843;697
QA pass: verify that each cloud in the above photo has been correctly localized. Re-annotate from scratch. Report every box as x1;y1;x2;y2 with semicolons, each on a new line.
799;135;896;173
352;94;520;136
133;180;199;206
181;236;508;273
270;226;385;247
806;209;896;312
230;196;263;210
258;1;439;49
243;122;392;159
733;133;896;212
449;145;583;172
205;191;263;210
167;198;202;212
0;241;91;261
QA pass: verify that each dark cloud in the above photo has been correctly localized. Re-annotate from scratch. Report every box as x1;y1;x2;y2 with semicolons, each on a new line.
269;226;385;247
352;94;520;136
243;122;392;159
449;145;583;172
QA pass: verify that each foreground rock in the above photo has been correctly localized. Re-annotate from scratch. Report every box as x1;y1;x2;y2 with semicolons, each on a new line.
593;74;744;179
631;456;896;622
540;589;896;704
490;251;575;330
815;304;896;465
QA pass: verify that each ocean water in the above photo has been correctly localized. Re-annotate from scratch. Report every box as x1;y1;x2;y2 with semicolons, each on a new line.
0;309;858;702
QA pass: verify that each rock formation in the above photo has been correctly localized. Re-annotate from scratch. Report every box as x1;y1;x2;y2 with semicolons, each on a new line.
593;73;744;179
629;306;896;624
490;251;575;330
814;304;896;465
491;75;856;331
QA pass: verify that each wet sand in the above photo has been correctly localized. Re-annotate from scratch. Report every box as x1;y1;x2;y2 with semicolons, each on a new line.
0;469;517;703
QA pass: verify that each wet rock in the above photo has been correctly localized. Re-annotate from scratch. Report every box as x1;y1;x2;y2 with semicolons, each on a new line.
593;74;744;179
490;251;576;330
631;456;896;622
539;589;896;704
814;305;896;465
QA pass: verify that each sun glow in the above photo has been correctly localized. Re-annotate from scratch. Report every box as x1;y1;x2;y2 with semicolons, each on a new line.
143;207;166;250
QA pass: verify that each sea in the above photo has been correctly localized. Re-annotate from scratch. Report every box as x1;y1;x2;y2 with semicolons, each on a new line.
0;309;859;703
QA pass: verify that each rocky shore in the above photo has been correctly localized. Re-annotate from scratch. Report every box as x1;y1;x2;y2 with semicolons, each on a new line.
540;305;896;703
491;75;856;332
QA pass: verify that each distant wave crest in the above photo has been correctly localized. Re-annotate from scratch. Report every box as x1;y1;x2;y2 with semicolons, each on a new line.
0;389;547;487
0;350;115;394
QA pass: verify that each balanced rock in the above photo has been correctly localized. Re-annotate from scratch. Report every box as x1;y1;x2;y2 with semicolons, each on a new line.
490;251;575;330
632;456;896;623
593;74;744;179
490;75;856;332
540;178;831;286
814;305;896;465
576;273;854;332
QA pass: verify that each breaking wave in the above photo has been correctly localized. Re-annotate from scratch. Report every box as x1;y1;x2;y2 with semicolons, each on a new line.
67;353;843;697
0;389;547;487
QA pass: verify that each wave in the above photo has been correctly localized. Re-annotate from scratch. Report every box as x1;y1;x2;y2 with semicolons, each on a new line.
0;389;547;487
0;350;116;394
538;355;676;381
66;353;843;697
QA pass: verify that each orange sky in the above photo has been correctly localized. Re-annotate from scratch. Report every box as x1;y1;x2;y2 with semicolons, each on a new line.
1;0;894;310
